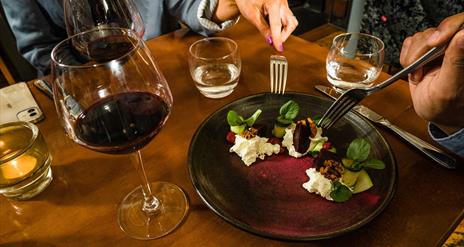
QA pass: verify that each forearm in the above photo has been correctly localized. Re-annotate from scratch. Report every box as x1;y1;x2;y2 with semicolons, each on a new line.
1;0;65;75
212;0;239;23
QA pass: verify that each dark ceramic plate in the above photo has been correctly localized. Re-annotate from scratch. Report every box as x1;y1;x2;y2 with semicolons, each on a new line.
188;92;396;241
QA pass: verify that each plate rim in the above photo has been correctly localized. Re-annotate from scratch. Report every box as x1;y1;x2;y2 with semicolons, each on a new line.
188;91;397;241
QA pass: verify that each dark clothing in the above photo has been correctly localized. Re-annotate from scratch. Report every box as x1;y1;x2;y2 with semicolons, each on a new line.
361;0;463;67
1;0;210;75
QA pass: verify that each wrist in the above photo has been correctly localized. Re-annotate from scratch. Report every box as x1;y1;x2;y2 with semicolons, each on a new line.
434;123;464;136
212;0;239;23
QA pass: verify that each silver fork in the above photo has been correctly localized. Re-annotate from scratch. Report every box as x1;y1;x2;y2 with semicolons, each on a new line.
270;55;288;94
318;43;448;129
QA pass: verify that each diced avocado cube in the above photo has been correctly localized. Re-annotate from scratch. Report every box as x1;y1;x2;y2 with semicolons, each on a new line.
231;124;246;134
341;169;361;188
352;169;373;194
342;158;362;171
272;124;286;138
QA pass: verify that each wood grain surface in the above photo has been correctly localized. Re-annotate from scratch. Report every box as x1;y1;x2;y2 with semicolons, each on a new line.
1;19;463;247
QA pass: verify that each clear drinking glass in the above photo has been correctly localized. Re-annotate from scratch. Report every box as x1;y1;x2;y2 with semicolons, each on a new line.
51;28;187;240
64;0;145;37
326;32;384;92
188;37;241;99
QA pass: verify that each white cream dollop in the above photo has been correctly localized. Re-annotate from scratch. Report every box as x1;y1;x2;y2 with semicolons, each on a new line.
308;126;328;152
302;168;333;201
282;124;303;158
229;135;280;166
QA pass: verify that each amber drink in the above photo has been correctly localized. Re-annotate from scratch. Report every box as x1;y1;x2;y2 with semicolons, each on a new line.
0;121;52;200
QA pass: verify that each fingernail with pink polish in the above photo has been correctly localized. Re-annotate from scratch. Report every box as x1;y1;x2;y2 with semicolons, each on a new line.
279;44;284;52
266;36;273;45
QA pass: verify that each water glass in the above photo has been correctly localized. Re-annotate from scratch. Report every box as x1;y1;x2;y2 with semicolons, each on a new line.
188;37;241;99
326;32;384;92
0;121;53;200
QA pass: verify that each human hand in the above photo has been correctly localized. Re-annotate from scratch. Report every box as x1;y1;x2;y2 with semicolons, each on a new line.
399;13;464;132
214;0;298;52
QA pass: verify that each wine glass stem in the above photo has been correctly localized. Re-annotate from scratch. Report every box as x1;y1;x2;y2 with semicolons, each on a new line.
131;150;160;215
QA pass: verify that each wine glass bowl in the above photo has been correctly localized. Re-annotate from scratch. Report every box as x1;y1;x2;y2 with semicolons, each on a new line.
326;32;384;92
64;0;145;38
51;28;187;239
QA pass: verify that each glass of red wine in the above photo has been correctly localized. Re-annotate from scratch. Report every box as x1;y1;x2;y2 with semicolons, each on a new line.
50;27;187;240
64;0;145;37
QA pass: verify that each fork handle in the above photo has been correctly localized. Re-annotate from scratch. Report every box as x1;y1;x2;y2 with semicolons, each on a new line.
371;44;447;93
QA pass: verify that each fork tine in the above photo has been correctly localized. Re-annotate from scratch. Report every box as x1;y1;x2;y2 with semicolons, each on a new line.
319;96;351;127
278;62;283;93
270;61;275;93
270;55;288;94
319;91;362;129
323;99;358;129
275;63;279;93
282;62;287;94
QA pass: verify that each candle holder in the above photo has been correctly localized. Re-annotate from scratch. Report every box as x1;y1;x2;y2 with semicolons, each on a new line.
0;121;53;200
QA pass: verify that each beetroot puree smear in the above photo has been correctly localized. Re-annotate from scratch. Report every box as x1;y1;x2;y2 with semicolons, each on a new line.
240;154;381;237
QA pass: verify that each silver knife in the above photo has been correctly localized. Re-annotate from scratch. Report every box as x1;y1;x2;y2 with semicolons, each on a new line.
315;85;457;169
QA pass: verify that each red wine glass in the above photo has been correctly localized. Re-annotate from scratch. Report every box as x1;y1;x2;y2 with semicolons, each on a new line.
50;28;187;240
64;0;145;37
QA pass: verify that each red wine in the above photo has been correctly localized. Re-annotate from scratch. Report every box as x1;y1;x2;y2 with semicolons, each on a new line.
75;92;169;154
86;35;135;61
70;34;135;63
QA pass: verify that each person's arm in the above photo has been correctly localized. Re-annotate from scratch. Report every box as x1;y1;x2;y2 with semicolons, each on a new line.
166;0;297;52
212;0;298;52
428;123;464;157
164;0;231;36
1;0;66;76
399;12;464;156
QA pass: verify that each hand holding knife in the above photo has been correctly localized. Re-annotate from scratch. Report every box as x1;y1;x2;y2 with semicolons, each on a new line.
315;85;457;169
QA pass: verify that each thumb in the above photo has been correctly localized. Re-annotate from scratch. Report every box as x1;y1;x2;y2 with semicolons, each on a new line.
438;30;464;88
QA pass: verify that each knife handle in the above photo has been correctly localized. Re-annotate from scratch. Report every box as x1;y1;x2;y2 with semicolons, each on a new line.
386;124;457;169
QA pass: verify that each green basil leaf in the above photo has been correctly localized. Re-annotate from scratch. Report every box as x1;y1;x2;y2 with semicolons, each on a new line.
227;110;244;126
279;100;299;120
363;159;385;169
348;161;363;171
330;181;352;202
312;115;322;122
276;116;293;125
244;109;262;127
346;138;371;162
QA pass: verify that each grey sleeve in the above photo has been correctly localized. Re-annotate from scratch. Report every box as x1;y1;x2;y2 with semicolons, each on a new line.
164;0;213;36
1;0;66;75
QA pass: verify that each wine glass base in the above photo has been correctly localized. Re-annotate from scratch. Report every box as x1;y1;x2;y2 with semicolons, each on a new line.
118;182;188;240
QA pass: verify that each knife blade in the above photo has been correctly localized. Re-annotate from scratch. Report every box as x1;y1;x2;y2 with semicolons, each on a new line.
315;85;457;169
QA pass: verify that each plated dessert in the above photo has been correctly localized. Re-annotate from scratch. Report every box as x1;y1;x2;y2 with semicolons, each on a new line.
189;92;396;240
226;100;385;202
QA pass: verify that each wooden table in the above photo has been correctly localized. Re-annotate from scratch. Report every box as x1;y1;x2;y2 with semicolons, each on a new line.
1;19;463;247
